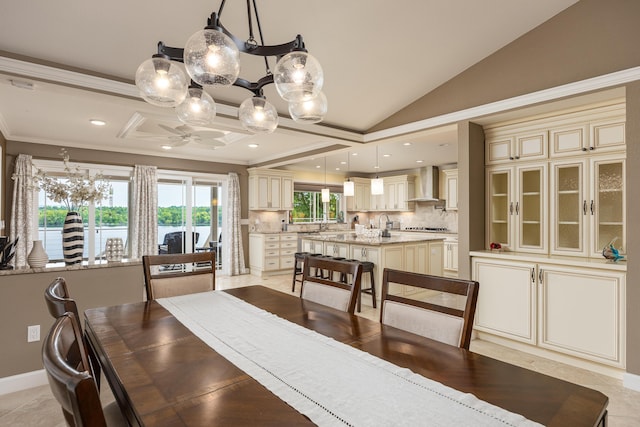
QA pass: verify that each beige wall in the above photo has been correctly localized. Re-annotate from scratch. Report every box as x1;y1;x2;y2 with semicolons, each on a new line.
0;264;143;378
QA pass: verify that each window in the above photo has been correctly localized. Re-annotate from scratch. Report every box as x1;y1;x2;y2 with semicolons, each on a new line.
33;160;131;263
292;188;343;223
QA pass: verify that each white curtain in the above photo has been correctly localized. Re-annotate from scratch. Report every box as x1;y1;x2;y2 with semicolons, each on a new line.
227;172;248;275
131;165;158;259
10;154;34;268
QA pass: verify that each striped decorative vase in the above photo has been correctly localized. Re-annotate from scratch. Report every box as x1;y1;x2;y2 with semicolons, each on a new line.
62;211;84;265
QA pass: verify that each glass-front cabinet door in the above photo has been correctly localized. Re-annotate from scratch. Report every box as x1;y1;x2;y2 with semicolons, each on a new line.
516;164;547;253
590;156;625;258
550;155;625;258
550;160;588;256
486;167;512;250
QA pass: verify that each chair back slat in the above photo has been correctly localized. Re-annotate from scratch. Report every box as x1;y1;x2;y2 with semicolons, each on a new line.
381;269;479;350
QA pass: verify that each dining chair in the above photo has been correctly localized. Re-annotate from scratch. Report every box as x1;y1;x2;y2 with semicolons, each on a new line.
44;277;101;387
380;269;479;350
142;251;216;300
43;312;128;427
300;256;363;314
158;231;200;254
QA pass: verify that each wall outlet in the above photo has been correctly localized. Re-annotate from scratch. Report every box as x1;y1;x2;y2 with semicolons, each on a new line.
27;325;40;343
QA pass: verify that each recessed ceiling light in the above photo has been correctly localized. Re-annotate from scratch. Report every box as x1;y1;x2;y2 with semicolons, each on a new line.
374;165;380;169
161;145;173;150
416;160;424;163
439;143;450;147
316;165;321;168
335;167;340;171
383;154;391;157
340;161;347;165
403;142;412;146
351;153;358;156
248;143;259;148
89;119;106;126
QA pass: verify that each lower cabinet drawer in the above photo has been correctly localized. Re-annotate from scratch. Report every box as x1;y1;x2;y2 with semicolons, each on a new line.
280;256;295;269
264;257;280;271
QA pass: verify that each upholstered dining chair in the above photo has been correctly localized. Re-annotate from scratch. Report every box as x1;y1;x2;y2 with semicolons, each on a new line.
300;256;363;314
380;269;479;350
44;277;101;388
142;251;216;300
43;312;128;427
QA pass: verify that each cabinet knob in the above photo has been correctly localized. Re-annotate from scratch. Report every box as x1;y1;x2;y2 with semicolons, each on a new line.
582;147;588;152
589;146;595;150
509;157;514;160
515;156;520;160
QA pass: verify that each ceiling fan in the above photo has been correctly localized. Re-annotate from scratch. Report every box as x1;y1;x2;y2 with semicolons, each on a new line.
158;124;226;148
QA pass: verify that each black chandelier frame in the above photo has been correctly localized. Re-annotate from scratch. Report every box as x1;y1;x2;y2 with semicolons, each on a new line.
149;0;309;97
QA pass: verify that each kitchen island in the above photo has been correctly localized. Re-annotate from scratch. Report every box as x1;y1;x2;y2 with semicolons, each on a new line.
301;232;444;305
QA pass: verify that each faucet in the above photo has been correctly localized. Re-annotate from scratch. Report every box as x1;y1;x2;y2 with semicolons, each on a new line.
378;214;391;230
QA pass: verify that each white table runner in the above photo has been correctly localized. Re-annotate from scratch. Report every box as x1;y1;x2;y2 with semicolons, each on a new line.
158;291;543;427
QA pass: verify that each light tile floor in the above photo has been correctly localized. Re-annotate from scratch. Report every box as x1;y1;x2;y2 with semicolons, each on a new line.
1;273;639;426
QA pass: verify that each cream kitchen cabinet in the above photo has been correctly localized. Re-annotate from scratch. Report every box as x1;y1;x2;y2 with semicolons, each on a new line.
472;257;537;344
486;162;547;253
442;169;458;211
248;169;294;211
550;154;625;258
472;254;626;369
538;264;625;368
323;241;349;258
249;233;297;276
301;238;324;254
346;177;370;212
443;240;458;277
549;110;625;158
485;130;547;165
382;175;415;211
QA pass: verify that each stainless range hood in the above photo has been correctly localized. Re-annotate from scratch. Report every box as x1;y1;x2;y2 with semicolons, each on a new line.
409;166;440;202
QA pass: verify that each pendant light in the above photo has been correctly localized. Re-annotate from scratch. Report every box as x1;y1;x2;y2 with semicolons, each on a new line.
322;157;330;203
371;145;384;195
176;85;216;125
343;152;354;196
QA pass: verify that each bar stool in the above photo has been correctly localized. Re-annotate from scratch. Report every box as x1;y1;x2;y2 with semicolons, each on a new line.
328;257;346;281
343;260;375;313
291;252;309;292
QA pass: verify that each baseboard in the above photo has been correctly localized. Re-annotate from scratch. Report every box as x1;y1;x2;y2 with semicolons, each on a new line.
623;372;640;392
0;370;48;396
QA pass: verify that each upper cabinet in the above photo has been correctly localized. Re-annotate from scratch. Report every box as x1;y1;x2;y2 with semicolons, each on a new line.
484;101;625;259
248;169;294;211
346;175;414;212
485;130;547;165
442;169;458;211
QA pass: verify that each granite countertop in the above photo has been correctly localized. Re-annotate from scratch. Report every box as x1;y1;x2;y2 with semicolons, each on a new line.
300;232;444;246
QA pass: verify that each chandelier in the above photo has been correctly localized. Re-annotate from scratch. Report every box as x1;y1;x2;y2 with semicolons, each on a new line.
135;0;326;134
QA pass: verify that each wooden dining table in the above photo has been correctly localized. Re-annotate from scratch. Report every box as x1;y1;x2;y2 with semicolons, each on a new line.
84;285;607;426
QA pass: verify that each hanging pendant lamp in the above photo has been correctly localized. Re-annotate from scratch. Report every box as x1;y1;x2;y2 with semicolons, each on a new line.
343;152;354;196
322;157;330;202
371;145;384;195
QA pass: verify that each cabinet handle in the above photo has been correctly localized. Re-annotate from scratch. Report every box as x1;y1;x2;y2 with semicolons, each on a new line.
509;156;514;160
515;202;519;215
509;202;514;215
538;269;543;284
531;268;535;284
583;200;587;215
590;200;594;215
589;146;595;151
582;147;588;152
515;155;520;160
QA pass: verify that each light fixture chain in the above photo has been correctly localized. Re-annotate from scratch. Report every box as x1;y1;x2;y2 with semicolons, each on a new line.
251;0;272;74
218;0;227;17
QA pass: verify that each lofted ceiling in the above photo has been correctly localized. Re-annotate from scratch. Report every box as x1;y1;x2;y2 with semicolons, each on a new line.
0;0;580;174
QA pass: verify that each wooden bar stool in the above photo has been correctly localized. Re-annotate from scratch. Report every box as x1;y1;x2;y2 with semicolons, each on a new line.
342;259;375;312
291;252;310;292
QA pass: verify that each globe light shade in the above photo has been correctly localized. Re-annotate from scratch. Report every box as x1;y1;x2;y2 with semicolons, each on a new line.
288;91;327;124
135;56;188;107
274;51;323;102
184;29;240;86
371;177;384;195
343;179;354;197
238;97;278;134
176;87;216;126
321;188;330;203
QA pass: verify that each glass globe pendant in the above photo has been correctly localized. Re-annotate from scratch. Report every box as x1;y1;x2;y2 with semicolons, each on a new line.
135;55;188;107
176;87;216;126
288;91;327;124
238;96;278;134
274;51;323;102
184;29;240;86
